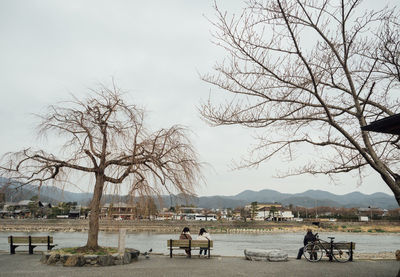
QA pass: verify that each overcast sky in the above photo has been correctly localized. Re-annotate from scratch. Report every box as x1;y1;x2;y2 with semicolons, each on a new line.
0;0;395;197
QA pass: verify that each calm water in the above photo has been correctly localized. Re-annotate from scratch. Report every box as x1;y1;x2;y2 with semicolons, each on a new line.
1;231;398;256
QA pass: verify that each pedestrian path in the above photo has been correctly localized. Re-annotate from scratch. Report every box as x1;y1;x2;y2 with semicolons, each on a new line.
0;253;398;277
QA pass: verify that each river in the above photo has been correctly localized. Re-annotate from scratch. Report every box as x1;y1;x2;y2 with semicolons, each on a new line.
0;231;398;256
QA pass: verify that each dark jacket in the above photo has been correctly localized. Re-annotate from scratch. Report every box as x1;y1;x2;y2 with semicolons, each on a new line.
303;232;316;246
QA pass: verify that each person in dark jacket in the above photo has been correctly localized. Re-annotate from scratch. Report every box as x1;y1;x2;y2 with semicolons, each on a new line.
296;229;316;259
179;227;192;258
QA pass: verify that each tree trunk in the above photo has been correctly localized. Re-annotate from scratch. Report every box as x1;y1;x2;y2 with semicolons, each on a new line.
392;178;400;207
378;170;400;207
86;174;105;249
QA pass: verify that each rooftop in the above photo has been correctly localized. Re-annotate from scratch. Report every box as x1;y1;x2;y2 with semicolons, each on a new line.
361;114;400;135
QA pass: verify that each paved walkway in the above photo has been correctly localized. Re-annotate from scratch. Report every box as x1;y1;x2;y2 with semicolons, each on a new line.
0;253;398;277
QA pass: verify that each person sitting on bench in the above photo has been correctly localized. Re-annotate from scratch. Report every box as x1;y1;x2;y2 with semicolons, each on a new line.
197;228;211;258
297;229;316;259
179;227;192;258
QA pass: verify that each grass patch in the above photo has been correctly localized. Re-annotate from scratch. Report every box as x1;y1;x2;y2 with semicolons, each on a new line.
324;225;338;230
348;229;362;233
367;228;385;233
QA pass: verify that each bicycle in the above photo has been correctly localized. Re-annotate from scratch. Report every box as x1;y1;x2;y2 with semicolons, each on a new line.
303;233;353;263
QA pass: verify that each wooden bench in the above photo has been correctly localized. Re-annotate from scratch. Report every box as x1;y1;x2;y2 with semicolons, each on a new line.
167;239;213;258
319;242;355;261
8;236;57;254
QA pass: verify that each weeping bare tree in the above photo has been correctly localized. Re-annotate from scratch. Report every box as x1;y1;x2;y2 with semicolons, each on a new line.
201;0;400;205
0;85;201;250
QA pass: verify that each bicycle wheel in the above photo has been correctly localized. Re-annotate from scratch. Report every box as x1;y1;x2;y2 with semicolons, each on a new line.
303;243;323;262
331;244;351;263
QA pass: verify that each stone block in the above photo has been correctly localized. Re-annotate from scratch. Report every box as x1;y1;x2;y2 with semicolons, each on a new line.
244;249;288;262
46;254;59;265
123;252;131;264
244;249;270;261
40;252;50;264
60;254;71;263
97;255;113;266
64;255;85;267
268;250;288;262
126;248;140;261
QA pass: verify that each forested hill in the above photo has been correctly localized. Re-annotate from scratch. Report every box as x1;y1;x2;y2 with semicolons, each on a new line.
0;178;397;209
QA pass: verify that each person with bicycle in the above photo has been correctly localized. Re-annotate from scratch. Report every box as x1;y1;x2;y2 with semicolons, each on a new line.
296;229;317;259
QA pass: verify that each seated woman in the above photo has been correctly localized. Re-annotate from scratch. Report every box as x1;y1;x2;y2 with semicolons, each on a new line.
179;227;192;258
197;228;211;257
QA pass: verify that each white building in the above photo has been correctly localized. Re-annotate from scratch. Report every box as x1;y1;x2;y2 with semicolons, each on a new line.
254;207;294;221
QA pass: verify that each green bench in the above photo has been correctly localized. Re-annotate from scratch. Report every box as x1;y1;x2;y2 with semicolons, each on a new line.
167;239;213;258
8;236;57;254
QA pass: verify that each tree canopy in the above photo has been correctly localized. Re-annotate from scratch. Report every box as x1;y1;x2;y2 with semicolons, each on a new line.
201;0;400;205
1;85;202;249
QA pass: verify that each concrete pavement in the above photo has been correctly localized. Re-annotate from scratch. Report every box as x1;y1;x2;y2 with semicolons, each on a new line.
0;253;398;277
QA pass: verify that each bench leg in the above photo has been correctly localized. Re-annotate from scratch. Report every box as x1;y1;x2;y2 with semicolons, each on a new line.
170;239;173;258
10;245;17;255
29;245;37;255
349;243;353;262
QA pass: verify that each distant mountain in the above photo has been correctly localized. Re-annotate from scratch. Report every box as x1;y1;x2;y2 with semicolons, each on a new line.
232;189;291;203
0;177;398;209
197;196;247;209
197;189;398;209
0;183;56;204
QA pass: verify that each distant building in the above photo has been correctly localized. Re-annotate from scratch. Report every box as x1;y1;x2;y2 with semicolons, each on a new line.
69;205;81;219
177;207;204;220
245;203;283;210
216;208;231;220
175;207;217;221
1;200;33;218
101;202;136;220
253;204;294;221
155;211;175;220
358;207;386;219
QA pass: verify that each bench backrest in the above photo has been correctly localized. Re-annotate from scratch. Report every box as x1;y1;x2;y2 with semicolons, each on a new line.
167;240;213;248
8;236;53;244
320;242;355;250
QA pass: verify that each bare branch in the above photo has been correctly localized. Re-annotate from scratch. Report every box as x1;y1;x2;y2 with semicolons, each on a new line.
201;0;400;205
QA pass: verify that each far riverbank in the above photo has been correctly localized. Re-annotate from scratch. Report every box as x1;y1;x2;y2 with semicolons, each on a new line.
1;219;399;234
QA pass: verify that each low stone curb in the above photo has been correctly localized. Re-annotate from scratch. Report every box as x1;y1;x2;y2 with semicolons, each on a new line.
41;248;140;266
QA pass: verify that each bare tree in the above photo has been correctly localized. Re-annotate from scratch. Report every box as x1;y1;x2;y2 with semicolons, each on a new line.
1;85;202;250
201;0;400;205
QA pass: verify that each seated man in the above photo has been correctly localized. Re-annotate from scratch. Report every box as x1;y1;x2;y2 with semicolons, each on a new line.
296;229;316;259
